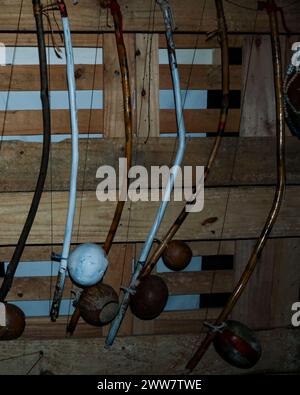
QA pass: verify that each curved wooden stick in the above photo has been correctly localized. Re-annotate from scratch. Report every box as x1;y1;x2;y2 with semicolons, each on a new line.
140;0;229;279
0;0;51;302
104;0;188;347
50;0;80;321
186;0;286;372
66;0;133;335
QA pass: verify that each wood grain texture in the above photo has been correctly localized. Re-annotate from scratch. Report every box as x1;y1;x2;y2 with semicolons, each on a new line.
159;65;242;90
0;109;103;135
240;36;276;137
1;1;300;33
0;33;103;47
3;270;233;301
0;328;298;374
0;65;103;91
1;138;300;193
0;186;300;245
160;270;233;295
0;240;235;262
158;34;244;49
136;34;160;138
133;308;221;336
0;109;239;135
232;239;300;329
160;109;240;133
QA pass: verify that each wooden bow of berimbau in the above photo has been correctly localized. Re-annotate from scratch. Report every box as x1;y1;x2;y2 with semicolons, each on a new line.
0;0;51;304
66;0;133;335
0;0;51;340
140;0;229;280
46;0;80;321
186;0;286;372
105;0;188;347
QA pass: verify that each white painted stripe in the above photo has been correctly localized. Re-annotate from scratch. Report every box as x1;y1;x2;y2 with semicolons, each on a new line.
157;256;202;273
0;302;6;326
160;90;207;110
5;47;103;65
0;90;103;110
159;49;213;65
164;295;200;311
10;300;74;317
0;89;206;111
0;134;104;143
4;261;62;278
160;133;207;138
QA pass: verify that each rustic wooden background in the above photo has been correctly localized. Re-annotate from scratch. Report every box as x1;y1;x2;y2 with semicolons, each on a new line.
0;0;299;374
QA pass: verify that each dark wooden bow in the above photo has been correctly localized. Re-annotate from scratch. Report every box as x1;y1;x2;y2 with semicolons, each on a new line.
186;0;286;372
0;0;51;302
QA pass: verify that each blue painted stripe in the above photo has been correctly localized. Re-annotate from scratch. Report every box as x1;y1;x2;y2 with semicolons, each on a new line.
161;133;207;137
0;134;104;142
164;295;200;311
4;261;62;278
0;90;103;111
5;47;103;65
10;299;74;317
0;90;206;111
159;49;213;65
159;90;207;110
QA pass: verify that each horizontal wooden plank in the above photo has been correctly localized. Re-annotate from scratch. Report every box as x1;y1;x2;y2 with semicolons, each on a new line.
1;1;299;33
0;109;239;136
4;276;74;302
0;33;103;47
0;328;298;374
160;109;240;133
0;186;299;245
0;109;103;135
159;65;242;90
158;34;244;48
0;241;235;262
160;270;233;295
3;270;233;301
1;137;300;193
133;308;221;335
22;316;102;340
22;309;222;339
0;65;103;91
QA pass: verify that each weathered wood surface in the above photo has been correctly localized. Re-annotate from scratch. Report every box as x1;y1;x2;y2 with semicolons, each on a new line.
0;65;103;91
2;270;233;301
0;109;103;135
0;186;299;245
233;239;300;329
0;240;235;262
0;64;241;91
1;137;300;192
1;0;300;33
160;65;242;90
16;308;221;340
0;109;240;135
0;328;298;375
160;270;233;295
160;109;240;133
0;32;243;47
135;34;160;138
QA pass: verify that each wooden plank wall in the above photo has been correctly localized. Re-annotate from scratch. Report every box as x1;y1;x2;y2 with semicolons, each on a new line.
0;328;299;375
0;1;299;344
